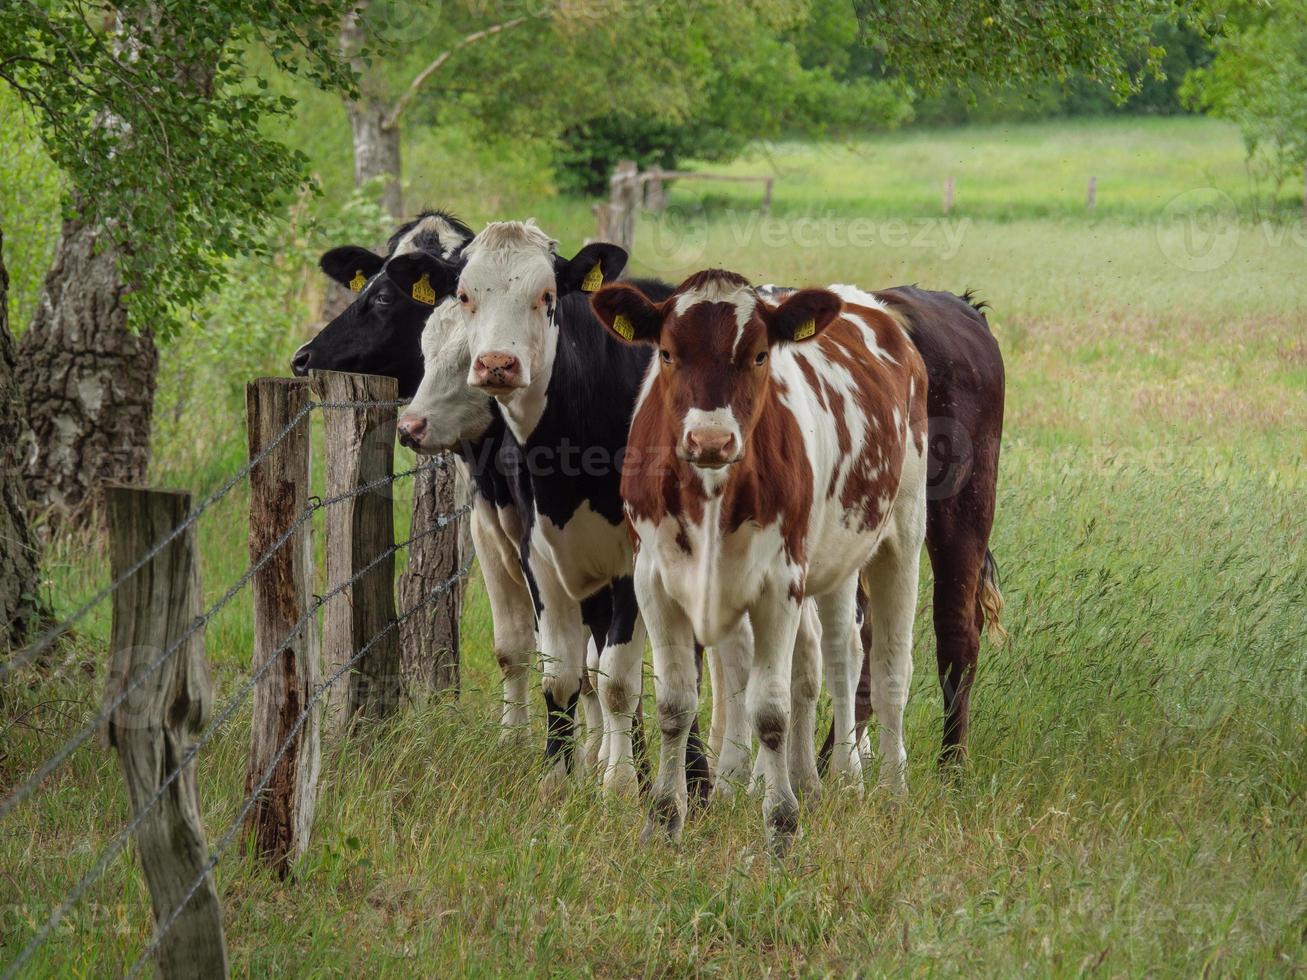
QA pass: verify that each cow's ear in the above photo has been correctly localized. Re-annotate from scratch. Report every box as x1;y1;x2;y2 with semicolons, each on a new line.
591;283;664;346
384;253;460;306
762;288;843;345
320;246;386;292
555;243;628;295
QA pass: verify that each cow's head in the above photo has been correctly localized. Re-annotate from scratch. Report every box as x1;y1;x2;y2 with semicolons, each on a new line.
592;270;842;469
395;220;625;396
381;252;499;454
291;210;473;398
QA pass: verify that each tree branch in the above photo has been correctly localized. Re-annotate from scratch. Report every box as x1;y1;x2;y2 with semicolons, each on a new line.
382;13;538;131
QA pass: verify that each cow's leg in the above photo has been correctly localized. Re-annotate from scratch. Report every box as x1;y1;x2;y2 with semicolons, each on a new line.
788;600;824;800
927;487;998;766
747;582;803;857
706;645;725;781
579;589;613;780
636;553;696;842
599;575;647;799
865;503;926;796
535;561;587;799
710;617;754;797
471;509;537;741
816;577;863;788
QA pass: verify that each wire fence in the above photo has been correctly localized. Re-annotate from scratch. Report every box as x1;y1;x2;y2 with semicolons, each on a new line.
1;380;474;978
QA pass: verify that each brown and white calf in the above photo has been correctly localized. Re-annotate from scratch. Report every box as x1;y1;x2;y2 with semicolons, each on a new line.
592;271;929;851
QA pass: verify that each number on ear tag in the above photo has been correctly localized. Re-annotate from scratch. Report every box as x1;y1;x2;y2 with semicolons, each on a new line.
581;263;604;293
613;314;635;341
794;319;816;341
349;270;367;292
411;273;437;305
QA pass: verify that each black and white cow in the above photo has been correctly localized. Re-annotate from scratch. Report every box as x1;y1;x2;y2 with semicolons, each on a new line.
295;209;474;396
293;211;548;744
387;222;733;797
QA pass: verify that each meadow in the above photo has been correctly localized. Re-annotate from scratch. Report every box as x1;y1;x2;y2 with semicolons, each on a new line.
3;116;1305;975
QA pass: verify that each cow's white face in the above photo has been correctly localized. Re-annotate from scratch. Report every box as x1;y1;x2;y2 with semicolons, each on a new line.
457;231;560;396
397;301;495;454
451;221;629;400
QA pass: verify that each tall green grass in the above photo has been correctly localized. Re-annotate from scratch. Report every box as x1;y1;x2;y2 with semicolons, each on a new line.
3;117;1305;976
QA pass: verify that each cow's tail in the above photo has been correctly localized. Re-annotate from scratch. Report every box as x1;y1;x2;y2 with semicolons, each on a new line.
978;549;1007;645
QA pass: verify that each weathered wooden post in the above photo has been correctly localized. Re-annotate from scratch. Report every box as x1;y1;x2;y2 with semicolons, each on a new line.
399;460;463;698
607;159;640;253
644;166;666;212
311;370;402;727
103;485;228;979
1086;175;1098;210
243;377;320;877
762;177;775;214
943;175;956;214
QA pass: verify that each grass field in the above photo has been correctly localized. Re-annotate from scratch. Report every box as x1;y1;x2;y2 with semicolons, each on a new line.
3;117;1306;976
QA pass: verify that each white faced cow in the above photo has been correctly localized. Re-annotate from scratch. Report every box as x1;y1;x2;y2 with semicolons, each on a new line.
592;270;930;853
388;222;722;797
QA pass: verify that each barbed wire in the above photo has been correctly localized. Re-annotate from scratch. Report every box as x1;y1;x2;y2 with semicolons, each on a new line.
2;397;424;685
0;399;316;682
0;456;451;823
126;552;476;979
0;507;471;980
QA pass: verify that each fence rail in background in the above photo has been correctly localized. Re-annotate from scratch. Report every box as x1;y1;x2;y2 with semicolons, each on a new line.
0;372;473;978
103;486;229;979
594;160;777;253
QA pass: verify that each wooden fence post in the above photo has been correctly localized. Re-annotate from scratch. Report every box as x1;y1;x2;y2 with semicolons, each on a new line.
644;166;666;212
311;370;401;728
606;159;641;253
943;175;956;214
1086;175;1098;210
762;177;775;214
103;486;228;979
243;377;319;877
399;461;462;698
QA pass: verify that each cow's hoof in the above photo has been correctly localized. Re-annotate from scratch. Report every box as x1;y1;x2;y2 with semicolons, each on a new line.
642;795;685;845
539;762;570;803
603;762;640;801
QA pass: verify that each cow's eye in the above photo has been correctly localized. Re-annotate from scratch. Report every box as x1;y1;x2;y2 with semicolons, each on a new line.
458;292;470;305
659;349;673;365
374;290;393;306
754;351;768;366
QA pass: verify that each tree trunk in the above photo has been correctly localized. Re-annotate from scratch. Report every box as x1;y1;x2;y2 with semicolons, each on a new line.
340;1;403;221
347;102;403;221
0;228;41;645
16;215;157;528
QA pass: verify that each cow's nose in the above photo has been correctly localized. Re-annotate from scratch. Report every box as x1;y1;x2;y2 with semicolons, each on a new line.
473;352;520;388
397;414;429;450
685;428;737;466
291;348;312;377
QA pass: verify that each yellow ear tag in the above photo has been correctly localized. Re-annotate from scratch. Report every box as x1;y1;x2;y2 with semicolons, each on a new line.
613;314;635;341
411;273;437;305
349;270;366;292
794;318;816;341
581;263;604;293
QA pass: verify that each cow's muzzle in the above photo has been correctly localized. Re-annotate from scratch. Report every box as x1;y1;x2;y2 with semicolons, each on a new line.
682;427;739;469
472;351;524;395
